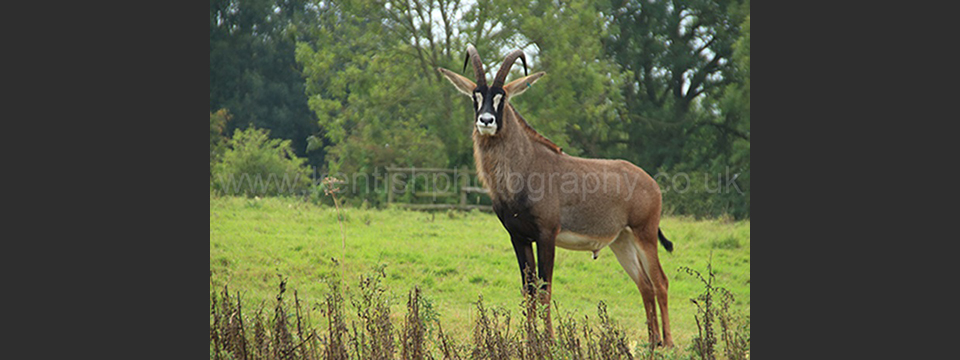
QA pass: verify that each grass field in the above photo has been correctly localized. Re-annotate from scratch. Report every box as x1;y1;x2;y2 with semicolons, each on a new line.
210;195;750;357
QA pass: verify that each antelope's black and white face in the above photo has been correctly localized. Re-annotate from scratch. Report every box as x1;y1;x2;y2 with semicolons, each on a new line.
437;67;545;137
471;85;506;136
437;46;545;137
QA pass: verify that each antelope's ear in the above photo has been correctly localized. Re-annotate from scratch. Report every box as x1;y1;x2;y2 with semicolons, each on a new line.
437;68;477;96
503;72;545;98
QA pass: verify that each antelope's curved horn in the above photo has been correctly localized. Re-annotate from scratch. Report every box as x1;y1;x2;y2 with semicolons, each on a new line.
462;44;487;87
492;49;528;88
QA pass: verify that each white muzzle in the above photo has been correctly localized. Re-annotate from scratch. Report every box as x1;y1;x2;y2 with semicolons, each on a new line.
476;113;496;135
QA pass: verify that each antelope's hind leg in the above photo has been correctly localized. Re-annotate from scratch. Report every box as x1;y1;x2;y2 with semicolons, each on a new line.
609;227;663;348
638;228;674;348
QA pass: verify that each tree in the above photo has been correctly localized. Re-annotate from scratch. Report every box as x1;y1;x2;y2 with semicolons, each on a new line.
601;0;747;169
493;0;629;159
210;0;323;167
295;0;626;190
598;0;749;218
287;0;749;217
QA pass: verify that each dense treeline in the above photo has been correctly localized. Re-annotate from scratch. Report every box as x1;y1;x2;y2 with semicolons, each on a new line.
210;0;750;218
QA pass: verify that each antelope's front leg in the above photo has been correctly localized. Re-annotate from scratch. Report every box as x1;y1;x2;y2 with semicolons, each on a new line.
535;225;559;338
510;235;537;296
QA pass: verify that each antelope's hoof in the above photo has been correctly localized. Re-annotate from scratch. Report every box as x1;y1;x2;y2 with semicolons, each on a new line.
652;340;676;349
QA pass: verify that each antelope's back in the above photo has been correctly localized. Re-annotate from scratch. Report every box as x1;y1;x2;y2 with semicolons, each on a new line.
551;156;660;235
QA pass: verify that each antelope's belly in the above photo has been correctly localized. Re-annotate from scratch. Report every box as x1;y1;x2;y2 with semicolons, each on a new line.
555;230;618;252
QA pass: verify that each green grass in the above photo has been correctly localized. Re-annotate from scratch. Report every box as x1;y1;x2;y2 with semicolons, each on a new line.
210;194;749;355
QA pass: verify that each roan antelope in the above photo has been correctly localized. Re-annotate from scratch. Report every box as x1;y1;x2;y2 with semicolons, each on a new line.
437;45;675;348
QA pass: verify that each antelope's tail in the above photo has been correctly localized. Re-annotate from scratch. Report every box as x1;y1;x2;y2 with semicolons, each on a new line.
658;228;674;252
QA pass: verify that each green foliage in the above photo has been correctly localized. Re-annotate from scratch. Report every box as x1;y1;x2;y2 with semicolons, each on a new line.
666;2;751;219
210;109;233;174
211;127;313;197
659;167;749;220
498;0;630;158
295;0;468;177
212;0;751;218
210;0;323;167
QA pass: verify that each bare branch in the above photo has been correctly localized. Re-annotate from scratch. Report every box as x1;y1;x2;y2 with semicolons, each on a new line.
394;0;431;77
438;0;453;58
412;0;438;67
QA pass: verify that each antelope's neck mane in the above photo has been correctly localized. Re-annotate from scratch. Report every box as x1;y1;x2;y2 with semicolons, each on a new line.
510;106;563;154
472;105;563;155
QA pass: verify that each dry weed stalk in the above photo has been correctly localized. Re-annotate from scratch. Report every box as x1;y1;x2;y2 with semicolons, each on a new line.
402;286;426;360
521;276;553;360
680;256;750;360
471;294;518;359
273;276;297;359
437;321;462;360
322;176;347;284
320;270;348;360
352;267;395;359
595;301;633;359
210;262;737;359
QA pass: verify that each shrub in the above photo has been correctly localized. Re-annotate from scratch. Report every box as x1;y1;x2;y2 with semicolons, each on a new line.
211;126;313;197
210;109;232;175
660;166;750;220
679;260;750;360
211;268;672;360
